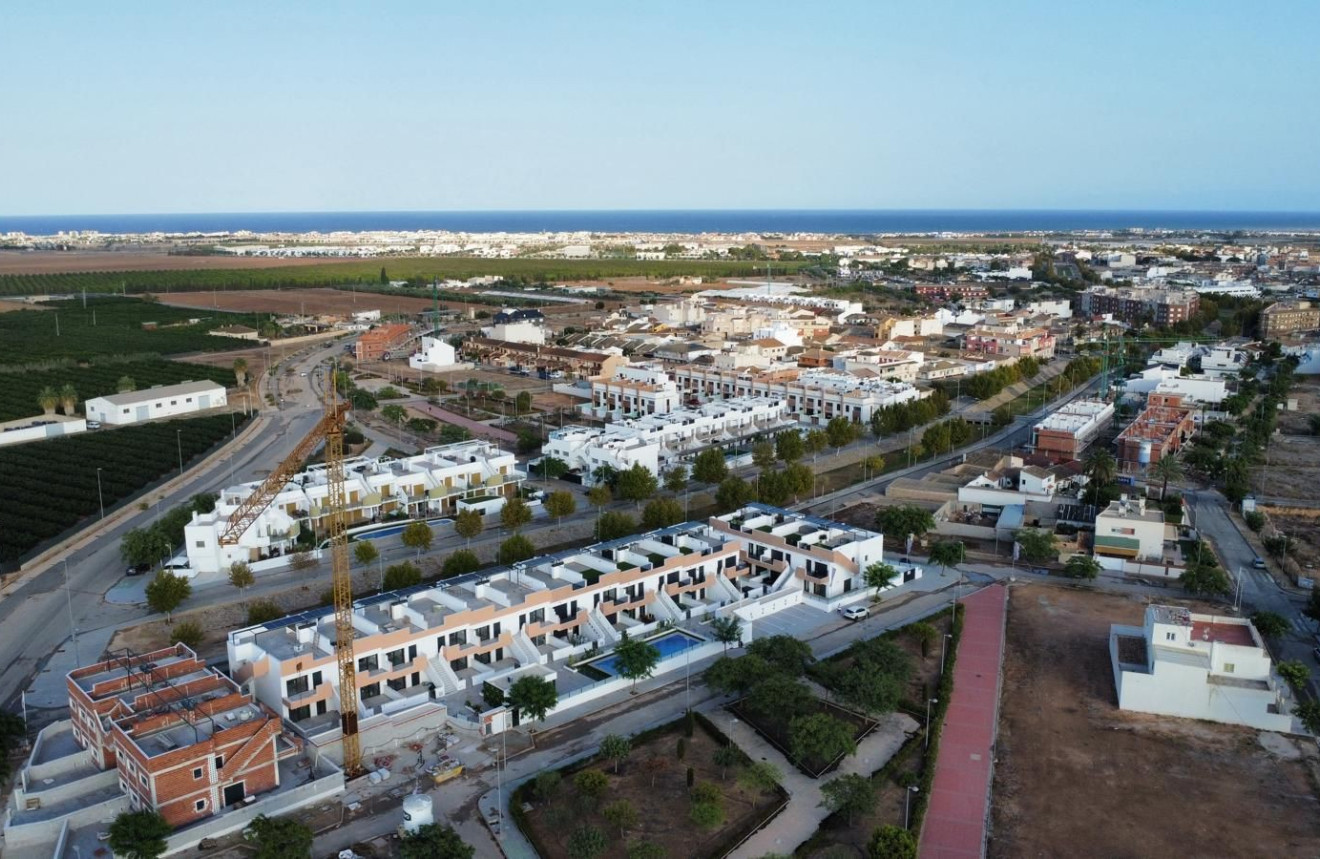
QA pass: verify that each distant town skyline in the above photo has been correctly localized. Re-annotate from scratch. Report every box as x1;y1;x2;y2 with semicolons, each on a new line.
4;1;1319;216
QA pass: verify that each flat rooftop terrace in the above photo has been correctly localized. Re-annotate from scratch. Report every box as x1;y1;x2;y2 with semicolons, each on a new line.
1191;620;1255;648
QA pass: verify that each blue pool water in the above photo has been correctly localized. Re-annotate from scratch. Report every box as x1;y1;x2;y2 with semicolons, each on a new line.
586;631;704;677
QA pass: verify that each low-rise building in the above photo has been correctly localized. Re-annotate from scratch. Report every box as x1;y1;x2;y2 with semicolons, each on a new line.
671;366;922;427
964;322;1056;359
85;381;227;426
462;338;628;379
354;323;414;361
184;440;524;574
587;363;681;420
211;324;263;342
1093;497;1168;562
408;335;459;371
1030;399;1114;461
1110;605;1293;731
1115;392;1196;472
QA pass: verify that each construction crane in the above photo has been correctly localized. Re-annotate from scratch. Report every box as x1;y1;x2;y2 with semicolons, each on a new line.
217;375;363;776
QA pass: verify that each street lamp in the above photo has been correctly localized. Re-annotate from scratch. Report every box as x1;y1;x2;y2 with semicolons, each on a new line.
940;633;952;674
96;467;105;521
925;697;939;748
62;558;80;667
176;430;183;476
905;785;920;829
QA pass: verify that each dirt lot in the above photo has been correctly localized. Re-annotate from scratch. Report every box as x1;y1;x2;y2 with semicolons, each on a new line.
991;583;1320;859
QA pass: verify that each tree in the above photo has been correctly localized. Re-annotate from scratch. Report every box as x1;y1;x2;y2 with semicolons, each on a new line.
715;476;753;512
544;490;577;523
453;508;483;546
498;534;536;564
383;562;422;591
534;770;562;800
664;465;689;495
1014;528;1058;563
515;390;533;415
705;654;773;696
381;403;408;425
641;497;684;530
690;797;724;829
747;635;814;675
121;526;172;567
820;773;876;825
248;814;313;859
1295;700;1320;735
501;496;533;532
1084;448;1118;490
400;521;433;558
613;632;661;690
1062;555;1102;580
776;430;804;463
861;455;885;481
784;462;814;500
1304;587;1320;627
826;416;857;451
353;540;379;574
908;621;938;657
603;799;639;837
1150;454;1183;498
752;441;777;470
804;429;829;456
568;824;608;859
233;357;249;386
1180;561;1231;597
867;825;918;859
145;571;191;622
745;674;813;722
617;463;659;507
598;510;636;541
1251;610;1289;638
59;383;78;415
627;841;667;859
1224;459;1251;505
246;599;284;625
170;619;205;649
507;674;558;723
928;540;966;577
227;561;255;591
738;760;781;794
108;810;171;859
440;548;481;578
713;744;741;780
600;733;632;773
863;562;899;598
692;447;728;484
642;753;671;787
876;505;935;549
117;375;136;393
399;823;475;859
710;615;743;651
1244;510;1266;532
1278;660;1310;691
789;712;856;765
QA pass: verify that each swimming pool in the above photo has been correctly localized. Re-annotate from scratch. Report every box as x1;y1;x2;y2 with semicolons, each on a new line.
584;631;705;677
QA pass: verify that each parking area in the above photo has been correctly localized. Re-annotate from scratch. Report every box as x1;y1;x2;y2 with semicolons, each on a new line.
750;603;841;640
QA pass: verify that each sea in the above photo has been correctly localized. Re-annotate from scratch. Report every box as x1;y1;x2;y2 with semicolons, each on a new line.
3;210;1320;236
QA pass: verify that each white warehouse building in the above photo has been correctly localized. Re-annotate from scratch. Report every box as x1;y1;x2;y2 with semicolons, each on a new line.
184;440;524;574
85;381;227;426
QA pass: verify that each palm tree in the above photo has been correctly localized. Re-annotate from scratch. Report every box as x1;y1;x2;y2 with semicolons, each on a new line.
233;357;248;386
1150;454;1183;499
37;386;58;416
928;540;966;578
59;383;78;416
1084;448;1118;488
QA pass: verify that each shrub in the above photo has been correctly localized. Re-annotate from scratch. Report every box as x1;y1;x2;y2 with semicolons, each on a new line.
573;769;609;801
169;620;205;649
246;599;284;626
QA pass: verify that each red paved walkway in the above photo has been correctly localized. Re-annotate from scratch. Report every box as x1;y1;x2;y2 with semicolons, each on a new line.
413;403;518;443
919;584;1008;859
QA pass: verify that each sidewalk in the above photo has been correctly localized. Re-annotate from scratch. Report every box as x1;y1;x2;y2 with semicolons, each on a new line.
919;583;1008;859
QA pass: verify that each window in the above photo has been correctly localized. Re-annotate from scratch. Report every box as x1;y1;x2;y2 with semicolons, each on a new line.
195;799;207;812
140;774;148;787
170;400;177;406
361;682;381;699
286;676;310;696
387;676;407;692
357;654;378;672
1166;632;1176;641
193;767;203;779
216;755;224;768
194;540;205;548
1223;663;1236;673
386;648;406;667
312;670;323;687
289;705;311;722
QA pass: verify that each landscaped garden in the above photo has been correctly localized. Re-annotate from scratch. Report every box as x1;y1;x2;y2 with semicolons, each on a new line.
513;711;787;859
0;412;251;566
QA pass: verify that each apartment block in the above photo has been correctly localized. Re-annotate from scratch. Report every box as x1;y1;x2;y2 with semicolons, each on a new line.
85;381;227;426
587;363;681;419
1114;392;1196;472
1031;399;1114;461
1079;286;1199;326
963;322;1056;359
1260;300;1320;340
353;323;414;361
226;504;902;759
671;366;923;426
184;440;524;574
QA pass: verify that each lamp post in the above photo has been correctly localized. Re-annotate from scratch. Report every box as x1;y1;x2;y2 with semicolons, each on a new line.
96;467;105;521
62;558;80;667
905;785;920;829
925;697;938;748
176;430;183;477
940;633;952;675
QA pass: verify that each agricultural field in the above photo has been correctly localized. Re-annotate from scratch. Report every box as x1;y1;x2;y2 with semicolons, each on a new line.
0;359;236;422
0;257;808;297
0;297;266;367
0;413;250;567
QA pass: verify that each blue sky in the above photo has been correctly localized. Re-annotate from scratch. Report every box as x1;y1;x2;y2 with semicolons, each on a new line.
3;1;1318;214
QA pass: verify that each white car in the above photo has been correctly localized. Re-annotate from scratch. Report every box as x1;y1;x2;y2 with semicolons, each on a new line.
841;605;869;621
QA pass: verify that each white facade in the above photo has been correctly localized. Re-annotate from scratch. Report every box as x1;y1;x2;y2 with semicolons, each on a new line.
85;381;227;426
672;366;923;427
1094;497;1168;562
545;396;793;481
699;283;864;320
184;440;524;574
1200;345;1249;379
587;363;682;420
481;320;546;345
1110;605;1292;732
408;335;459;371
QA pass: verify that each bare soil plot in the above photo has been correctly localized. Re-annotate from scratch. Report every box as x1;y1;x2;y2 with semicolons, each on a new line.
515;715;785;859
0;250;339;275
990;583;1320;859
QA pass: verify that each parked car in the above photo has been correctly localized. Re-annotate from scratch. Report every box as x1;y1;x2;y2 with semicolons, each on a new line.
1253;557;1267;569
841;605;869;621
86;420;101;430
125;563;151;577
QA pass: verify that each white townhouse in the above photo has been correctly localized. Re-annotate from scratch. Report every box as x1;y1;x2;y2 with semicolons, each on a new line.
586;363;682;420
185;440;524;574
85;381;227;426
671;366;923;427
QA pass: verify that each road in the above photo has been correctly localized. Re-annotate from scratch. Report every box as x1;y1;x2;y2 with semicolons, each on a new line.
0;339;347;712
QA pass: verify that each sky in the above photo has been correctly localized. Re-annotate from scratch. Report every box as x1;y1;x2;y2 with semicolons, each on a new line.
3;1;1319;215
